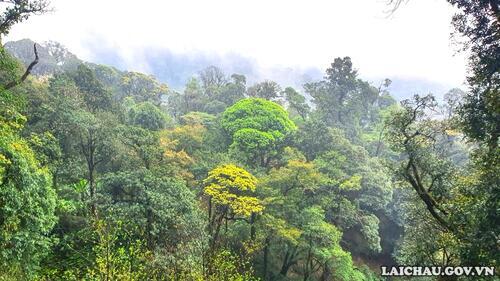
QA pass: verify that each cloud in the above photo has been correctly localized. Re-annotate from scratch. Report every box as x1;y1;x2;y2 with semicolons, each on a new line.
4;0;468;95
78;37;459;100
79;36;322;90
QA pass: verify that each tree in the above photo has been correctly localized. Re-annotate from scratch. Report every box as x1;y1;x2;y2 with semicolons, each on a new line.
120;71;168;104
284;87;310;121
387;95;456;232
204;249;259;281
100;169;207;276
165;122;206;155
80;220;152;281
182;77;206;114
257;158;324;279
199;65;228;98
215;73;246;107
307;57;357;125
0;0;51;41
312;129;392;256
294;117;336;161
72;64;112;113
127;101;171;131
221;98;297;167
450;0;500;150
443;88;465;119
247;80;282;101
388;0;499;267
298;206;363;281
305;57;379;140
203;164;263;248
57;64;115;218
0;38;42;91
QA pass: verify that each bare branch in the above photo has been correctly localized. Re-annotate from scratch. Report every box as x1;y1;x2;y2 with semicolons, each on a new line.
3;43;39;90
385;0;409;16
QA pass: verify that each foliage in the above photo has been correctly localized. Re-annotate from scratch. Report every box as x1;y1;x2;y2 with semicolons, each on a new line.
221;98;296;167
0;45;57;278
205;249;260;281
1;5;498;277
284;86;310;121
204;164;263;218
305;57;391;140
128;101;171;131
0;120;57;276
120;71;168;104
247;80;282;101
0;0;51;38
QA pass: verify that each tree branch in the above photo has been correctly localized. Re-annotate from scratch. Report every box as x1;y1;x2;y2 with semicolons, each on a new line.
3;43;39;90
404;159;453;232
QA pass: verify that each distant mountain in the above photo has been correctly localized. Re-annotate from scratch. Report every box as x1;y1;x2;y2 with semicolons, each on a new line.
5;39;460;100
78;42;324;92
4;39;82;76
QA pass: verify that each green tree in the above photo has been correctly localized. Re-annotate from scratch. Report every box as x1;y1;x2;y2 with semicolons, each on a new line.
283;87;310;121
305;57;388;140
127;101;171;131
0;0;51;40
386;95;456;232
247;80;282;101
120;71;168;104
298;206;364;281
257;158;324;279
221;98;296;167
205;248;259;281
219;73;247;106
389;0;499;149
306;57;358;126
448;0;499;149
183;78;206;114
199;65;228;98
71;64;112;113
100;169;207;277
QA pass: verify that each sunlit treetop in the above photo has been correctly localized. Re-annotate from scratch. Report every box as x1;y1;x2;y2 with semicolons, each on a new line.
203;164;263;217
204;164;257;192
221;98;296;141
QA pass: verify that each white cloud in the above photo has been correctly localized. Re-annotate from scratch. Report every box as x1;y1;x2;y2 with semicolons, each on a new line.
5;0;467;86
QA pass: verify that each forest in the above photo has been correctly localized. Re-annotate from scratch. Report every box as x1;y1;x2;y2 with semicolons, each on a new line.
0;0;498;280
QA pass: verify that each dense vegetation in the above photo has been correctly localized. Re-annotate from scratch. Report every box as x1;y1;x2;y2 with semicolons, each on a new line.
0;1;498;280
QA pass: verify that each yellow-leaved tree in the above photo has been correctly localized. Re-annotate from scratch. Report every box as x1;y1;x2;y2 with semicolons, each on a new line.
203;164;263;248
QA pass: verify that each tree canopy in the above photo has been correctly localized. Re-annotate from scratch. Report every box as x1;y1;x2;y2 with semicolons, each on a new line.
0;1;498;279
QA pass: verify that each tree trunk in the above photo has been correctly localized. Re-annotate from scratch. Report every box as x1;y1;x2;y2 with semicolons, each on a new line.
88;165;97;218
320;263;331;281
250;212;256;241
146;205;154;249
263;236;270;280
280;247;297;277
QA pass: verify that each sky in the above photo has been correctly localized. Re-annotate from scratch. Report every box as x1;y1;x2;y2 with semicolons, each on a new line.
4;0;468;94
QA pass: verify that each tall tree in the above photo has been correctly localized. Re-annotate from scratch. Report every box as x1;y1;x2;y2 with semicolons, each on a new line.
284;87;310;121
203;164;263;248
387;95;455;232
247;80;282;101
221;98;297;168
